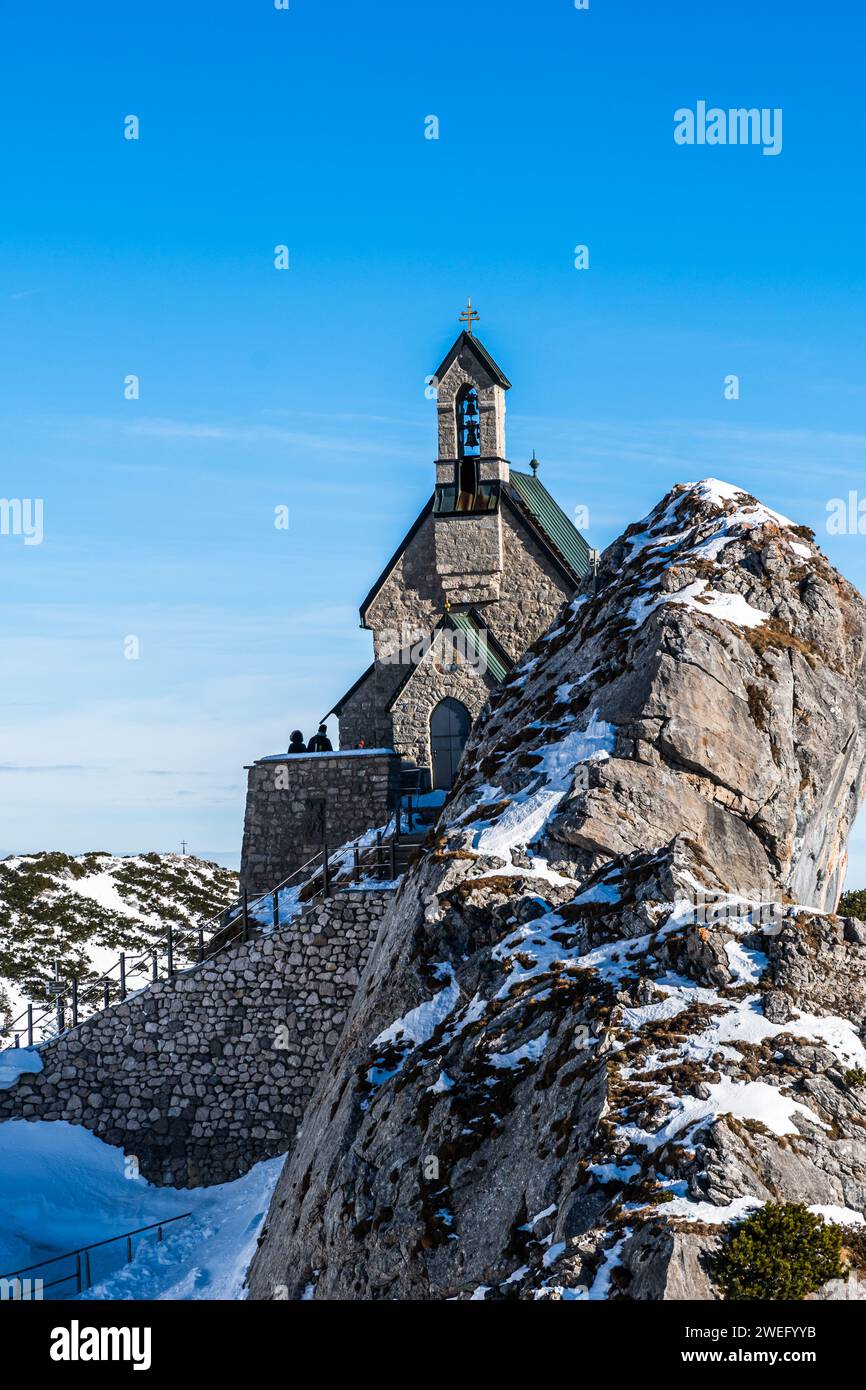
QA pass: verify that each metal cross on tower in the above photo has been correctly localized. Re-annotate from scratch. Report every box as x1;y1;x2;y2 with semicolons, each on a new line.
459;298;479;335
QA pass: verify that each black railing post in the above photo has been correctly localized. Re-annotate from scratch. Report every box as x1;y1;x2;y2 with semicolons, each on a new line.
54;960;64;1036
167;925;174;979
152;950;158;983
198;927;204;962
127;1235;133;1263
322;842;330;897
103;979;110;1011
272;890;279;932
71;978;78;1029
75;1251;82;1296
389;836;396;880
13;1033;19;1048
353;847;360;883
27;1004;33;1048
376;831;383;880
242;890;249;943
119;953;127;1002
83;1249;91;1289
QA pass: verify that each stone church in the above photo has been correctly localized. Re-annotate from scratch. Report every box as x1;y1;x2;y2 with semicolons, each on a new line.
240;316;591;893
327;320;591;788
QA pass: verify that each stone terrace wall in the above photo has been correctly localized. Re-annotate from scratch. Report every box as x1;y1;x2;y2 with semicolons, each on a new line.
0;891;388;1188
240;750;402;896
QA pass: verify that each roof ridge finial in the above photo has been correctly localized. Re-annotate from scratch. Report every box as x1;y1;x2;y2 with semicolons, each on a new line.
530;450;539;476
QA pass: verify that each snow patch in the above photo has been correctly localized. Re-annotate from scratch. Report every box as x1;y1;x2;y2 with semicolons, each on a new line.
372;965;460;1055
0;1046;43;1090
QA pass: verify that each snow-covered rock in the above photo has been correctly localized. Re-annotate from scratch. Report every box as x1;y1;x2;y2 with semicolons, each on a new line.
245;480;866;1301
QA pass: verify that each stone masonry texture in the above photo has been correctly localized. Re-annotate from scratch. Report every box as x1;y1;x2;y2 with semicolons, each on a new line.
0;891;388;1188
239;751;402;897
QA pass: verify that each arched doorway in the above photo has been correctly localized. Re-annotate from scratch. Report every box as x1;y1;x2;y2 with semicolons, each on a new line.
430;698;472;790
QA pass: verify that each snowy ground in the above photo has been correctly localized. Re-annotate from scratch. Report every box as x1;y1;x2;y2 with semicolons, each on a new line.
0;1120;282;1300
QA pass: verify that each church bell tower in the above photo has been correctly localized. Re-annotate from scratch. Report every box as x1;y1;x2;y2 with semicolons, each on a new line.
431;304;511;606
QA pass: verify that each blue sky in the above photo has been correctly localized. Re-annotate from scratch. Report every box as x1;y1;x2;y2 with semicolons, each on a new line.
2;0;866;877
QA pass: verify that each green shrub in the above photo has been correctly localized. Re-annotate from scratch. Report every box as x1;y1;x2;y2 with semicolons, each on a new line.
714;1202;844;1300
838;888;866;920
843;1068;866;1089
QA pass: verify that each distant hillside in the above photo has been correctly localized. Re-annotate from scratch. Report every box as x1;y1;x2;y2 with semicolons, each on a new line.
0;852;238;1037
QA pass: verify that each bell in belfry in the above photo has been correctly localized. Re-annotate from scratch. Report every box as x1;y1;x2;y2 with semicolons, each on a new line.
465;419;480;447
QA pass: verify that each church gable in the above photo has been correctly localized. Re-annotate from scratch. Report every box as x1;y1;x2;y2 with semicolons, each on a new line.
385;615;511;715
432;328;511;393
387;623;499;774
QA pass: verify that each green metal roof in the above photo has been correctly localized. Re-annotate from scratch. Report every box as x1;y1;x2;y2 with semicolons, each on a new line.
447;611;511;683
507;469;592;579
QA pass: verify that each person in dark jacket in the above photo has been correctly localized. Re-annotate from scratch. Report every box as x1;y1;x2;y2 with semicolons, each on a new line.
287;730;306;754
307;723;333;753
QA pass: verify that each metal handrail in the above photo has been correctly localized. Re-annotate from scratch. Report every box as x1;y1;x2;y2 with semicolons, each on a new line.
219;850;326;929
0;1211;192;1298
0;827;424;1053
0;847;333;1050
350;829;423;885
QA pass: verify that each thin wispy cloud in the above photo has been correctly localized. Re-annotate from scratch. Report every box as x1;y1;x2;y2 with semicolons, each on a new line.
125;416;414;457
0;763;88;773
515;414;866;479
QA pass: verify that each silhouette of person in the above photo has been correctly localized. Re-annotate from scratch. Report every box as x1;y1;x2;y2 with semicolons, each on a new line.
307;723;333;753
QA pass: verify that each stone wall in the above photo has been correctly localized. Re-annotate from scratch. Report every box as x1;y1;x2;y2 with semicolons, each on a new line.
340;506;574;764
0;891;388;1188
433;511;503;604
493;504;575;662
239;750;402;897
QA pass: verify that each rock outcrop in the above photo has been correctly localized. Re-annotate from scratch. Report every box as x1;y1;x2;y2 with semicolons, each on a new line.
246;480;866;1301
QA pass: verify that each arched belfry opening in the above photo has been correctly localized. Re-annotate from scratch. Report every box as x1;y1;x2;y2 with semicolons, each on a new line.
456;385;480;509
456;385;481;458
430;697;472;790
